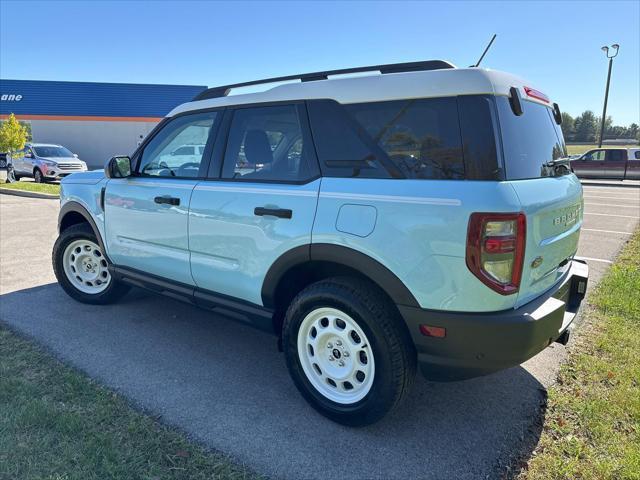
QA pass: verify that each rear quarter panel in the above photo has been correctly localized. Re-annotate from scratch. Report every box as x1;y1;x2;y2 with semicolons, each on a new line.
312;178;523;312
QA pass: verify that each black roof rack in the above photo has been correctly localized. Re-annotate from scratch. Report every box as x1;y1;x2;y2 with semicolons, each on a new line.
192;60;455;101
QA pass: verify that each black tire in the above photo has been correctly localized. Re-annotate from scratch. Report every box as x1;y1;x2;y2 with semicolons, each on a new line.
52;223;130;304
34;168;44;183
282;276;416;426
5;167;17;183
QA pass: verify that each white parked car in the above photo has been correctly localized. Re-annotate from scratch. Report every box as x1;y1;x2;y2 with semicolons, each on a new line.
9;143;88;182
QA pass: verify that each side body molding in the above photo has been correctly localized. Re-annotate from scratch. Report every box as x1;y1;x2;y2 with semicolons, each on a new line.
261;243;420;309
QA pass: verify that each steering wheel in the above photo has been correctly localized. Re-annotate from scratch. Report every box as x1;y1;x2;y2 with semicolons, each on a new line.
179;162;200;170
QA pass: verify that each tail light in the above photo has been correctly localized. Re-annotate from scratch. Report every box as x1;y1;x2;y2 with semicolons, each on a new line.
524;86;550;103
466;212;526;295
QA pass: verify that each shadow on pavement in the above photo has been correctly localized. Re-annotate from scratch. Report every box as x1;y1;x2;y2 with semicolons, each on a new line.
0;283;546;480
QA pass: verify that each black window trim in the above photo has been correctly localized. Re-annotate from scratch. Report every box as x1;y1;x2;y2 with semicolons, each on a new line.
205;100;322;186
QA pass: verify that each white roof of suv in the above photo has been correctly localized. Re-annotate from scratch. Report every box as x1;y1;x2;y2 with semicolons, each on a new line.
169;66;545;117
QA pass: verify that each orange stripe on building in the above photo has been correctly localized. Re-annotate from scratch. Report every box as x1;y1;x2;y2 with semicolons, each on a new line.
0;114;164;122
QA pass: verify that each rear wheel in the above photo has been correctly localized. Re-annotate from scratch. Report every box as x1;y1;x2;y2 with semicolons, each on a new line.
53;223;130;304
283;277;416;426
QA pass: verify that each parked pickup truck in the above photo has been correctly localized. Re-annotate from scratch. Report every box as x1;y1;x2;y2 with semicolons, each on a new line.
570;148;640;180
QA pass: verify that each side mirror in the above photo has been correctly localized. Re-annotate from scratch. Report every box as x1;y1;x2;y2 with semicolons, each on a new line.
24;152;33;159
73;153;79;158
105;156;132;178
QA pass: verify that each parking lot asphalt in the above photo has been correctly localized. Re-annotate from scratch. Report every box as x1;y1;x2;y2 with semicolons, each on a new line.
1;181;638;480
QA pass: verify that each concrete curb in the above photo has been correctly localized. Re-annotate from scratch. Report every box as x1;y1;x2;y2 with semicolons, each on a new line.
0;188;59;200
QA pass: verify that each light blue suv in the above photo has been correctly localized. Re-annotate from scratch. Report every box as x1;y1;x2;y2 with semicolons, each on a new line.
53;60;589;426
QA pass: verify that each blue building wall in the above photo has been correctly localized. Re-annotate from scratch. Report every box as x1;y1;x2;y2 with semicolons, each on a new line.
0;79;207;117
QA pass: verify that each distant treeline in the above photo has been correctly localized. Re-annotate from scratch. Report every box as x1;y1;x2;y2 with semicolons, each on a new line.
561;111;639;143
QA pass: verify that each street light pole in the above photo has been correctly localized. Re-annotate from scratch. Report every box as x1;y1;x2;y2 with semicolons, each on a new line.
598;44;619;148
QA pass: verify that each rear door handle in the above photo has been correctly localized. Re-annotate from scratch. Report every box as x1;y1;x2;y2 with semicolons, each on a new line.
154;196;180;206
254;207;292;219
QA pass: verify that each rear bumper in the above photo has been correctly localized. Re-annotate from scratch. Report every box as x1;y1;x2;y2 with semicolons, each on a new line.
399;259;589;381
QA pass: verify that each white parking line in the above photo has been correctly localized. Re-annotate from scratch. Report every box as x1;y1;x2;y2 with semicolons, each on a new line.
582;188;640;194
584;202;640;208
584;212;639;219
582;228;634;235
576;256;613;264
583;195;640;200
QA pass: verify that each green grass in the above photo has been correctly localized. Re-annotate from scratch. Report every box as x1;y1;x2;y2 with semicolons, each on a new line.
0;327;260;480
566;144;637;156
520;230;640;480
0;180;60;196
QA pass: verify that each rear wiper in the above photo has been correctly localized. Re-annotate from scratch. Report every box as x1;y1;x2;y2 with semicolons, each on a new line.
543;157;571;168
543;157;572;176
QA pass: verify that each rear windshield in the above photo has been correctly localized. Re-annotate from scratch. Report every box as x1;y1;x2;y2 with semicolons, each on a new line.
496;97;567;179
33;146;74;158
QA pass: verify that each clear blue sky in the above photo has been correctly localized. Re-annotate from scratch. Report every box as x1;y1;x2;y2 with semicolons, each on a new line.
1;0;638;125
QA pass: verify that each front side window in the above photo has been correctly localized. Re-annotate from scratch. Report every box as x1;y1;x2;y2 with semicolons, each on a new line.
584;150;605;161
138;112;217;177
222;105;317;182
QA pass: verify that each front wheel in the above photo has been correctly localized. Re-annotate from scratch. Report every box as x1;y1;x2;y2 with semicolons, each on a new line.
283;277;416;426
53;223;130;304
33;168;44;183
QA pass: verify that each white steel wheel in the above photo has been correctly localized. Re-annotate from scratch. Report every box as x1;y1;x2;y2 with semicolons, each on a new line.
62;239;111;294
297;307;375;404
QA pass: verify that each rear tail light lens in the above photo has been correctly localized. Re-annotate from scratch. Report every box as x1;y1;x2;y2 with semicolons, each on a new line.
466;213;526;295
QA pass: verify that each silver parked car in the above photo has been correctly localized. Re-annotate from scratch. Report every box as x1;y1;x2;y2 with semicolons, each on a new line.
9;143;88;182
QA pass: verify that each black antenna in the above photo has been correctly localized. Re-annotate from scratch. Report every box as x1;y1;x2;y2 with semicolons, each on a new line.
472;34;497;67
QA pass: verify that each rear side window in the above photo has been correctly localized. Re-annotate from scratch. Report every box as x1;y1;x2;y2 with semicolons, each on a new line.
345;98;464;179
634;151;640;160
307;100;393;178
496;98;567;180
308;96;501;180
222;104;318;182
606;150;625;162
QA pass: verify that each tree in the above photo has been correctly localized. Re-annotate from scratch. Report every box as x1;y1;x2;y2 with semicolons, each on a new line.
574;111;598;142
0;113;29;155
561;112;575;141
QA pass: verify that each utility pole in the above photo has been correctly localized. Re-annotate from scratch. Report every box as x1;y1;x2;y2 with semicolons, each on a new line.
598;44;619;148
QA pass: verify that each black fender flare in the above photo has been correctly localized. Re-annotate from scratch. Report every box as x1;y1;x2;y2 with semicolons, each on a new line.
58;201;111;261
261;243;420;309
